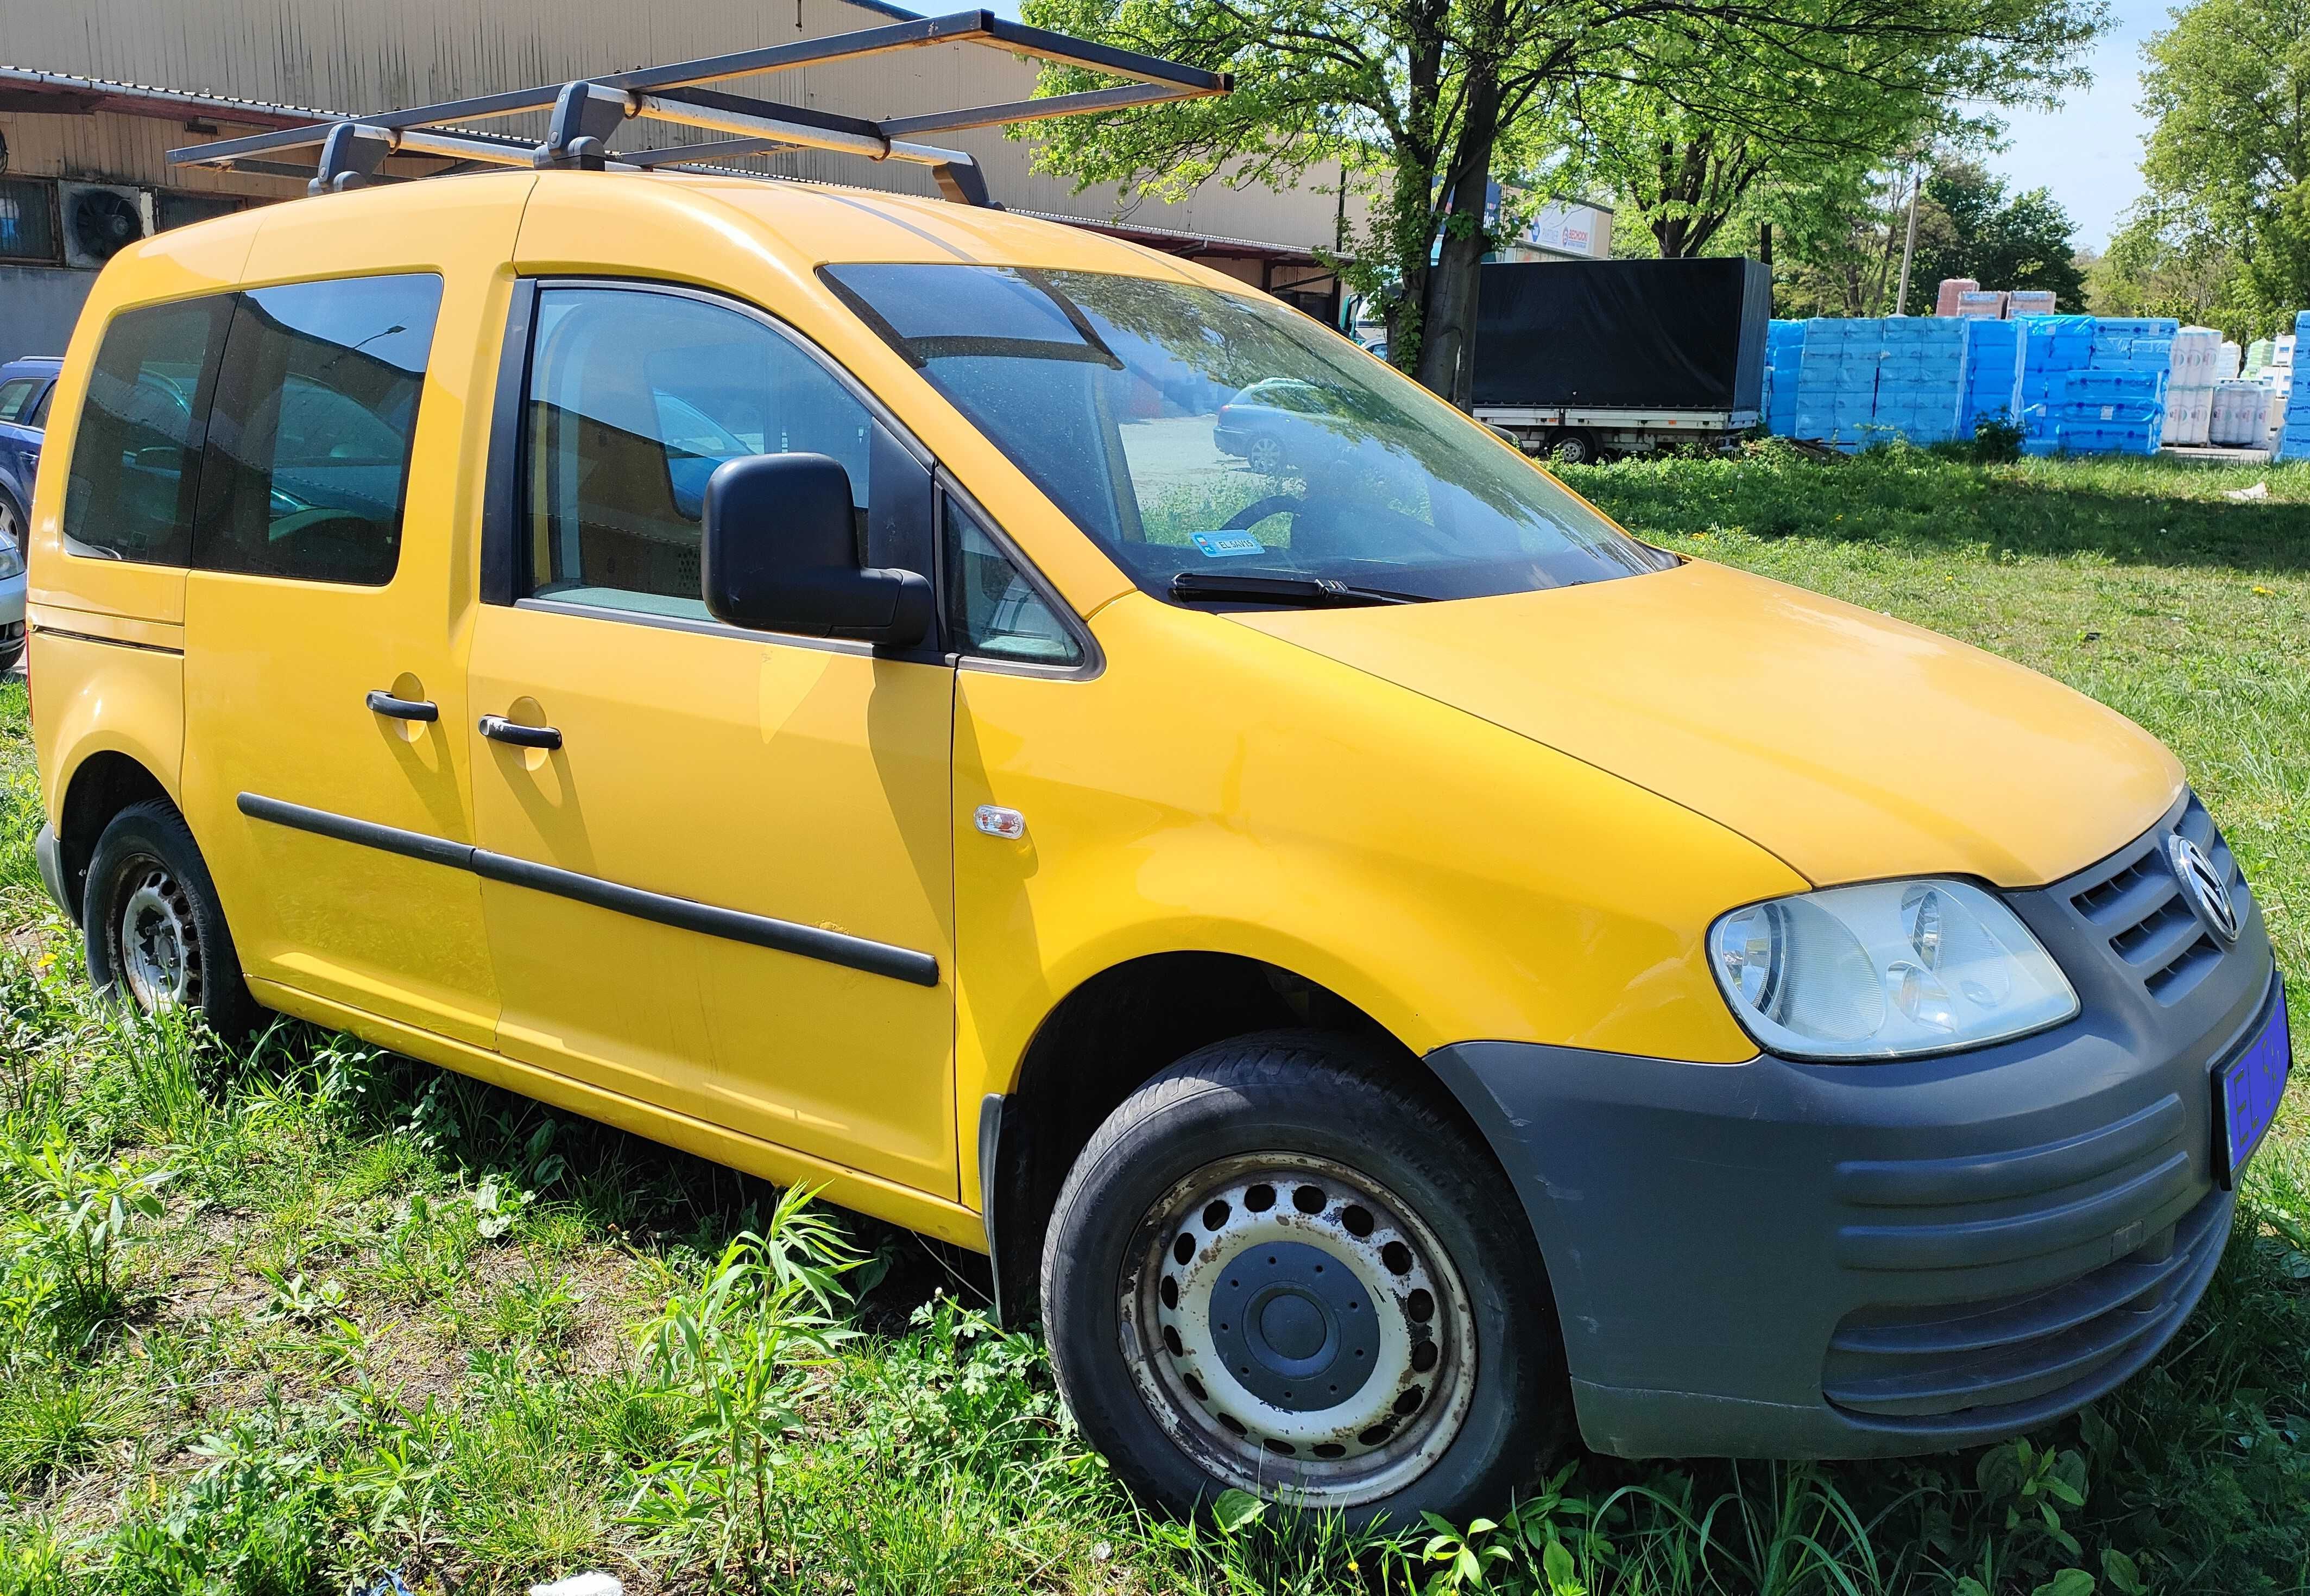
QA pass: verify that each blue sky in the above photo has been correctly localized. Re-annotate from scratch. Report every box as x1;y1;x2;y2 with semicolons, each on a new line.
974;0;2166;254
1980;0;2169;252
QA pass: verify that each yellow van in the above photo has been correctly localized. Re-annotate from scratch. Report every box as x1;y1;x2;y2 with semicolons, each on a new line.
23;168;2287;1523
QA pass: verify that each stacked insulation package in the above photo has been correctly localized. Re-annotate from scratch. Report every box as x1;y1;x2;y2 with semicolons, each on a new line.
1764;319;1804;435
2160;327;2223;447
1960;319;2022;434
2274;312;2310;459
1793;318;1883;448
2017;316;2170;455
2210;381;2270;446
1870;316;1970;444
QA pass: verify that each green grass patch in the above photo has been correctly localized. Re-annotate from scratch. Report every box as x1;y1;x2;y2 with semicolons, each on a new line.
1;448;2307;1593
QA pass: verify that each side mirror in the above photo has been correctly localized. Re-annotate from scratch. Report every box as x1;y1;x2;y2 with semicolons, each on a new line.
700;452;933;647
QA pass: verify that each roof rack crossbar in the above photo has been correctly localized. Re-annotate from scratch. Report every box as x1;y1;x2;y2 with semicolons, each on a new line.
166;8;1227;207
879;81;1190;137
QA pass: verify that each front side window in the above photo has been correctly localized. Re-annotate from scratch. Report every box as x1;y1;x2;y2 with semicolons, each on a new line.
194;274;441;586
0;379;37;423
944;497;1080;665
525;287;879;621
63;295;233;565
824;265;1674;606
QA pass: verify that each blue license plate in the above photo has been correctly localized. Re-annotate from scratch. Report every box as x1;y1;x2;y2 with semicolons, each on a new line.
2216;1000;2292;1186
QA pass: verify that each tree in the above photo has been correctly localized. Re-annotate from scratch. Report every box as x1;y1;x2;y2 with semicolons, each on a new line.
1563;0;2096;265
1020;0;2105;406
2086;211;2259;336
1904;158;2088;308
2133;0;2310;324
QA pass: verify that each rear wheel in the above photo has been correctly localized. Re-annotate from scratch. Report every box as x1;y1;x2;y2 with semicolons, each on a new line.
84;801;259;1040
1245;433;1287;474
1042;1032;1567;1526
1546;429;1601;466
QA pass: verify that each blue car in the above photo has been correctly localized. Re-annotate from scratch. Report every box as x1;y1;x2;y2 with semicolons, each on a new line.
0;356;53;673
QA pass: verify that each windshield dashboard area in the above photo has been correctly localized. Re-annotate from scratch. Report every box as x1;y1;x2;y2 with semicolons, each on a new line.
821;264;1674;606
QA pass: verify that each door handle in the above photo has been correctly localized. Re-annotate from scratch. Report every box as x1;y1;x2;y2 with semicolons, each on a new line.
479;714;563;752
365;689;439;723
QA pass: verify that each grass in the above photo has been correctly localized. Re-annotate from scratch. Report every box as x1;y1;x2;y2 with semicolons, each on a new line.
0;443;2306;1595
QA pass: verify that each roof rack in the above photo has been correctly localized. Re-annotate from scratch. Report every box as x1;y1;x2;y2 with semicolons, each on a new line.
165;8;1226;208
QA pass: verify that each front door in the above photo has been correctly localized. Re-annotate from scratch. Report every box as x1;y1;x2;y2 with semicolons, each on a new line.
466;283;958;1197
181;222;509;1048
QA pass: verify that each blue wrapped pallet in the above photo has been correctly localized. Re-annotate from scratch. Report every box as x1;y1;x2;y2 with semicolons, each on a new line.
1962;319;2022;432
1792;318;1882;447
2275;310;2310;460
1764;318;1805;435
2015;314;2165;454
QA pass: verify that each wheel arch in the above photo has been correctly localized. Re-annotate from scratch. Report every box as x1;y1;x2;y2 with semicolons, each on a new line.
53;747;179;925
978;949;1523;1328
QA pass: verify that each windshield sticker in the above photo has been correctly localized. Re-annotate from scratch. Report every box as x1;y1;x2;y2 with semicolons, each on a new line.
1190;531;1266;559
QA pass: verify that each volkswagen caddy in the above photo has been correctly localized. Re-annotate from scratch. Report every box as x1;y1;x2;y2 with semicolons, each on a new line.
26;170;2289;1525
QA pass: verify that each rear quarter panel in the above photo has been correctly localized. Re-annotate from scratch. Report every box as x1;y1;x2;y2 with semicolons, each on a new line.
29;213;261;827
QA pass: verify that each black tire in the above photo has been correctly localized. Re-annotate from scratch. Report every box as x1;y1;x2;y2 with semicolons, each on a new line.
0;484;24;552
83;800;260;1041
1041;1031;1568;1528
1547;429;1600;466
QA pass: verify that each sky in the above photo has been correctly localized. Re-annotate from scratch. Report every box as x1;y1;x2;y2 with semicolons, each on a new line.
1978;0;2170;254
973;0;2166;255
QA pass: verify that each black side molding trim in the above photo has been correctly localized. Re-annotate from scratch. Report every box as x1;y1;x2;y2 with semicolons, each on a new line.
236;791;941;987
237;791;476;871
30;625;185;657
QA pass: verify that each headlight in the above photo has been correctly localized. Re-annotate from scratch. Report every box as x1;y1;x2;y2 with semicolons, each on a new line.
0;542;22;579
1708;879;2077;1061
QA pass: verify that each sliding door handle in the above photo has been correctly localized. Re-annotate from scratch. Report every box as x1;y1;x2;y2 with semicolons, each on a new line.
479;714;563;752
365;689;439;723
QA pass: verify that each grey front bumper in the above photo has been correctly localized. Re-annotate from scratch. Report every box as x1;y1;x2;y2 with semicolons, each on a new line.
1428;798;2281;1459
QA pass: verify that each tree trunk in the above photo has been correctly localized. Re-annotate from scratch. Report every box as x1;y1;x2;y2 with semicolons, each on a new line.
1415;21;1506;407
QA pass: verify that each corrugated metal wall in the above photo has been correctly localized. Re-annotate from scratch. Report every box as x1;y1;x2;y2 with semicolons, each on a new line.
0;0;1358;249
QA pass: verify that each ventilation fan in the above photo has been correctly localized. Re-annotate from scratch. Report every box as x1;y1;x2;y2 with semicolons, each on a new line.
60;182;153;269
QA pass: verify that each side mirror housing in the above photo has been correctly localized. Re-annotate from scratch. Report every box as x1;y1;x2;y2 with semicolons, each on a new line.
700;452;933;647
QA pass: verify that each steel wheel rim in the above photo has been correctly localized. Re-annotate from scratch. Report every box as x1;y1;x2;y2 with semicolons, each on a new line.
1552;436;1589;464
116;860;200;1011
1122;1150;1479;1508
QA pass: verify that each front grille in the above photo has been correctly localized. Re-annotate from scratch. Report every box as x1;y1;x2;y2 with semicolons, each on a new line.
1823;1188;2227;1420
2065;794;2242;1004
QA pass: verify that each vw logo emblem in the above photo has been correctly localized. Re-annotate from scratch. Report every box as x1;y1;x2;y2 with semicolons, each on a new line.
2167;835;2240;943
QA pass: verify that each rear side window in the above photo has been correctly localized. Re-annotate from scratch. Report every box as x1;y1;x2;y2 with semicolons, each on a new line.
62;296;232;565
194;274;441;586
0;380;36;422
524;286;878;619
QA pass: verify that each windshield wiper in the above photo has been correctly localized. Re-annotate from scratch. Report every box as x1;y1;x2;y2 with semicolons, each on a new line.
1169;571;1432;607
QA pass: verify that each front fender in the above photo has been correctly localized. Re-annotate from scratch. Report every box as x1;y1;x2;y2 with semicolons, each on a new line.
950;593;1802;1120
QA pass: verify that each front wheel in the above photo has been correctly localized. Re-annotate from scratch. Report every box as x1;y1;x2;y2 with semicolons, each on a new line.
1042;1033;1568;1526
84;800;260;1041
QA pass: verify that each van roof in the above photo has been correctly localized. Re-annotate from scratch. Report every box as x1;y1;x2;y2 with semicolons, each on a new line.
116;168;1245;295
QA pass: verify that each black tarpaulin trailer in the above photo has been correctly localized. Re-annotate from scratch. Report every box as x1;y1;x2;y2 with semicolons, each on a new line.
1470;258;1772;463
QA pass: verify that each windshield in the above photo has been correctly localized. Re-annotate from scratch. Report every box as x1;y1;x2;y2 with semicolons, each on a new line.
822;265;1673;604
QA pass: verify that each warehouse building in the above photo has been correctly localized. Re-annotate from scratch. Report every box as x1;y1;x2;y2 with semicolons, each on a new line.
0;0;1361;362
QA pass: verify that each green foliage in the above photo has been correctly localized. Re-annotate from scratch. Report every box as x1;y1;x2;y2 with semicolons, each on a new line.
624;1186;856;1581
2133;0;2310;328
1564;0;2096;267
1908;158;2088;309
5;1136;172;1347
